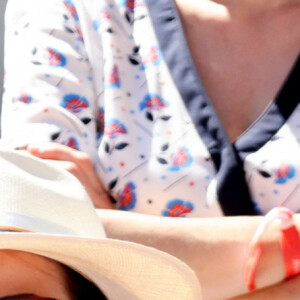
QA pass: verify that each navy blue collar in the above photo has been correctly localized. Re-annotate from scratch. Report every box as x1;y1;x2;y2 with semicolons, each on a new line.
146;0;300;215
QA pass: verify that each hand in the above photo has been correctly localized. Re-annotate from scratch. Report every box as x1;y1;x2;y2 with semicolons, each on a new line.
26;142;115;209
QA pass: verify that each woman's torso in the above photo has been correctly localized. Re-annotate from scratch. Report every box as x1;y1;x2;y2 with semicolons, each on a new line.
3;0;300;217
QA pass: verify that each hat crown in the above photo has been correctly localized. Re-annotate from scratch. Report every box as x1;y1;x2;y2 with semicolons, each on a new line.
0;150;105;238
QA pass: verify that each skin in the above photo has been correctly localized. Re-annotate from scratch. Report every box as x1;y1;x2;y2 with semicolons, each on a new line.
176;0;300;142
22;0;300;299
230;275;300;300
26;143;114;209
98;209;300;300
0;250;71;300
25;141;300;299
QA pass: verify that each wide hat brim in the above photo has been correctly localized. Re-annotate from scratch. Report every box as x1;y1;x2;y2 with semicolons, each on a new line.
0;232;202;300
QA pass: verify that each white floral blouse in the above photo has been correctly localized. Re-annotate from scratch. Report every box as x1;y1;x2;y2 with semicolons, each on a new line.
2;0;300;217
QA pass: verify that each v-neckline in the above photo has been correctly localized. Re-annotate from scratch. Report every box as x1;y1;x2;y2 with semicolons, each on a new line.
146;0;300;215
146;0;300;159
235;54;300;158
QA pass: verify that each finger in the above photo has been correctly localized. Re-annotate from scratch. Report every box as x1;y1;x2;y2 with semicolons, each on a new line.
27;142;80;161
27;142;105;190
27;143;112;206
42;159;84;183
42;159;114;209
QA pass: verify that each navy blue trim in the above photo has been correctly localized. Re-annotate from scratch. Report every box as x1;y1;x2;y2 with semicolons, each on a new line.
146;0;221;163
235;54;300;159
146;0;256;215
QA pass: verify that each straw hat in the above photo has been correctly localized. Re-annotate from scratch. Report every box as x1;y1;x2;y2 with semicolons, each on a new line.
0;149;201;299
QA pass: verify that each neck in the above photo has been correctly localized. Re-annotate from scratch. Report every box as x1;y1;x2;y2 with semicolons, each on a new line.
209;0;299;9
175;0;300;23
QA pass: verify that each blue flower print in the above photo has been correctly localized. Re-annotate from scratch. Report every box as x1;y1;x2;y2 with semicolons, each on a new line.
105;65;121;89
45;48;66;67
273;163;296;184
61;94;89;113
162;199;194;217
63;0;79;22
104;119;127;139
96;107;105;139
139;93;169;111
63;137;79;150
117;0;146;12
93;7;111;30
168;147;193;171
117;182;137;210
18;93;32;104
140;46;162;70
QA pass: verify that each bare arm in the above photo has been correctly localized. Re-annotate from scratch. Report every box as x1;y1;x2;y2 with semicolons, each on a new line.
97;209;296;300
229;275;300;300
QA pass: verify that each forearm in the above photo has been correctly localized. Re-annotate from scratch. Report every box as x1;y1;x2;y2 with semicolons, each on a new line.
97;210;288;299
229;275;300;300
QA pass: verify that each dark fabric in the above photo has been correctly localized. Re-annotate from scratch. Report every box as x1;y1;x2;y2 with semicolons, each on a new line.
147;0;256;215
147;0;300;215
235;54;300;159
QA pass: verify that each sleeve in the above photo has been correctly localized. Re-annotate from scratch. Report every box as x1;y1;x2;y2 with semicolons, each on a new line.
1;0;99;160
